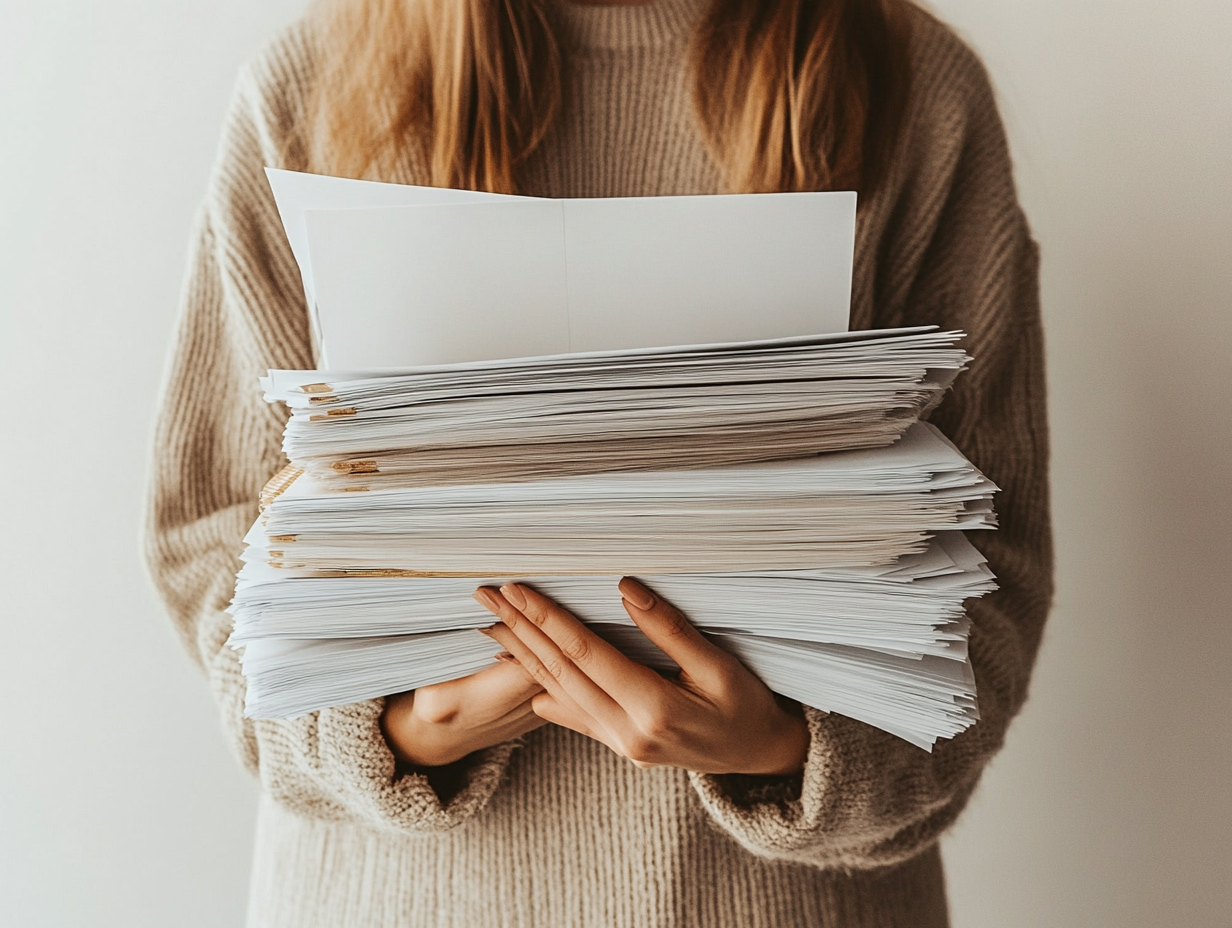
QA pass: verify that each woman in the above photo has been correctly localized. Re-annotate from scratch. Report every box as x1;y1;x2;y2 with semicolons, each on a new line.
146;0;1052;925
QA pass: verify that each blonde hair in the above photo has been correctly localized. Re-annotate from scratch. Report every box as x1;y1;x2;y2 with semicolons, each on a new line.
303;0;912;196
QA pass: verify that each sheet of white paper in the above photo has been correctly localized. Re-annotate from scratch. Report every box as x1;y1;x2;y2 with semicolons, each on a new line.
264;168;517;311
306;200;571;366
561;193;854;351
285;167;856;367
262;326;941;390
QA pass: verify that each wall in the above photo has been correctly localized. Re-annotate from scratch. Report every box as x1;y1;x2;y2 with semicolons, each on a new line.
927;3;1232;927
1;1;1228;926
0;4;299;925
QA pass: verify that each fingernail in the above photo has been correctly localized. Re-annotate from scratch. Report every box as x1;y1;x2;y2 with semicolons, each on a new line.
500;583;527;609
494;651;516;663
619;577;656;610
477;625;495;637
474;588;502;612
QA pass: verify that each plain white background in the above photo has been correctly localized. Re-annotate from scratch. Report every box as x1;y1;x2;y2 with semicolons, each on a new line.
1;1;1228;925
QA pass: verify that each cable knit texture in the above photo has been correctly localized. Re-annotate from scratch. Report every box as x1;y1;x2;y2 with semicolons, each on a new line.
145;1;1052;924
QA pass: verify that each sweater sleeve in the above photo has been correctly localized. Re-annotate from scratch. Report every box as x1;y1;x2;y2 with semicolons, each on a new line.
143;39;519;832
688;22;1053;870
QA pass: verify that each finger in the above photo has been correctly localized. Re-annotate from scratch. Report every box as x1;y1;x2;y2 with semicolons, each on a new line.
499;582;667;703
482;609;603;709
484;622;631;752
475;588;632;737
529;692;600;741
409;656;543;727
617;577;743;689
500;707;552;741
403;689;549;768
483;617;616;735
531;693;655;768
454;644;546;705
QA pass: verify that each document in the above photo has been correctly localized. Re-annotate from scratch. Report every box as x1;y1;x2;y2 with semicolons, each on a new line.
266;168;856;368
264;167;519;336
229;168;998;752
233;533;992;749
262;327;969;488
242;422;997;576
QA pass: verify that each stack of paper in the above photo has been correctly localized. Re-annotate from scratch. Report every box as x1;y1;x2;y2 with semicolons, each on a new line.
233;532;994;748
233;420;997;748
264;328;969;488
226;170;1001;751
242;423;994;576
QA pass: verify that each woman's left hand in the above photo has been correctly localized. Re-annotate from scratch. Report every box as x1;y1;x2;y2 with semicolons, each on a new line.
474;579;810;776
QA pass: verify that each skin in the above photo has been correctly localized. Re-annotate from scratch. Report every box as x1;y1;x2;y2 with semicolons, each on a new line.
381;579;810;776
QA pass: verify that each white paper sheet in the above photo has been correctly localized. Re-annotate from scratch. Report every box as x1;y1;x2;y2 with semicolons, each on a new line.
267;168;855;368
558;193;855;352
264;168;518;327
306;200;572;367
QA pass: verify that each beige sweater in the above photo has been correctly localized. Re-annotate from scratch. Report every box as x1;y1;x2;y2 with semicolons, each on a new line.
146;1;1053;925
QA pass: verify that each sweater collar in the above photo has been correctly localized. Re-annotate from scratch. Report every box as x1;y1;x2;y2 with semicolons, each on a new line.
551;0;709;51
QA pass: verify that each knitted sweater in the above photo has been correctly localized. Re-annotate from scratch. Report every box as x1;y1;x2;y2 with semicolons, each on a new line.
145;1;1053;925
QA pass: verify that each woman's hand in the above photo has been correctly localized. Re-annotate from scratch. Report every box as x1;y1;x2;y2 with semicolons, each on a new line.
474;579;809;776
381;658;548;768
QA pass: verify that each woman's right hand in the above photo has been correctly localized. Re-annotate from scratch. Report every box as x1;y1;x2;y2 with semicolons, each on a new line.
380;655;547;768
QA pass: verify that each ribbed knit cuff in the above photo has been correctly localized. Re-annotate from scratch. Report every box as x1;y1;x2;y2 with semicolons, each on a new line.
690;706;979;871
688;707;840;862
256;698;520;834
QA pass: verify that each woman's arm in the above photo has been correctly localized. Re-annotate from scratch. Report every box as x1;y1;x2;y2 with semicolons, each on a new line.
144;33;530;829
479;19;1052;872
685;27;1053;870
475;204;1047;869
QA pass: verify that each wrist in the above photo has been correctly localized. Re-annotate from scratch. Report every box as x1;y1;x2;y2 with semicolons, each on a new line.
740;703;810;776
380;690;419;766
766;710;811;775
